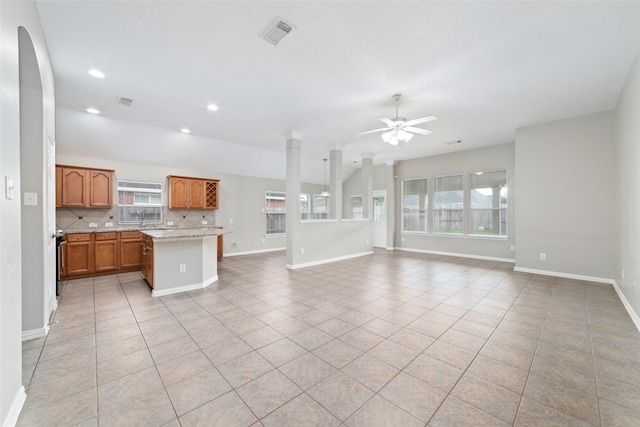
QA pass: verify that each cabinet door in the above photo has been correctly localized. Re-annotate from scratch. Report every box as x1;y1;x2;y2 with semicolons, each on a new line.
204;180;219;209
65;241;93;276
189;179;205;209
120;239;142;269
169;177;189;208
95;240;118;272
90;170;112;207
56;166;63;207
61;168;89;207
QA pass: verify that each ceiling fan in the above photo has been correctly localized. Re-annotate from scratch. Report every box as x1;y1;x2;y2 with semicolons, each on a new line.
358;94;437;145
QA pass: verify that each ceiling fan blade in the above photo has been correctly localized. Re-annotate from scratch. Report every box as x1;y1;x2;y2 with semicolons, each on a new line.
357;127;390;135
377;117;396;127
404;127;432;135
403;115;437;127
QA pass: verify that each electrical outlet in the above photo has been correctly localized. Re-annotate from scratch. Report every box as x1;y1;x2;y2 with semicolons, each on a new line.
539;253;546;260
510;245;516;251
401;237;405;242
202;220;208;225
89;223;98;228
105;222;113;227
167;221;174;226
179;264;186;273
301;248;305;255
262;238;265;243
231;243;237;249
229;218;234;224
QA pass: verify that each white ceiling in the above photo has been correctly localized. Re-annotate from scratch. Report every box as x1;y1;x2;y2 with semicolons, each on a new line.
36;1;640;183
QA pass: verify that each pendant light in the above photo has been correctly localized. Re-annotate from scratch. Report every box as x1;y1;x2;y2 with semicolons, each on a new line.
320;158;330;197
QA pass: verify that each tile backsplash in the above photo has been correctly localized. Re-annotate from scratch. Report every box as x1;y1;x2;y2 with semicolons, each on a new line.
56;207;217;232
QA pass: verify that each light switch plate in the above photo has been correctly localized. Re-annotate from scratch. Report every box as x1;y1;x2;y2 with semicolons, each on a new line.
5;176;14;200
23;192;37;206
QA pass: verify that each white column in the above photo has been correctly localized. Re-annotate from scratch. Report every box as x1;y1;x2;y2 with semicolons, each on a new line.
361;157;373;219
329;149;342;220
386;161;396;249
284;130;303;268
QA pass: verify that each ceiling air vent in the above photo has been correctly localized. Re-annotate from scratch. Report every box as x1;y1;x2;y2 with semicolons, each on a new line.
118;97;134;107
262;18;293;46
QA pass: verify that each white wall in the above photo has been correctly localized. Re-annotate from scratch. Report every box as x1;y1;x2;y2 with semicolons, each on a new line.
0;1;56;425
395;144;515;261
342;165;386;219
515;111;615;281
614;51;640;320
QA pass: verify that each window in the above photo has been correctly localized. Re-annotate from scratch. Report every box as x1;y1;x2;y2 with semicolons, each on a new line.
312;194;328;219
402;178;428;232
351;195;363;219
118;180;163;224
434;175;463;234
470;170;507;236
266;191;286;234
300;193;310;220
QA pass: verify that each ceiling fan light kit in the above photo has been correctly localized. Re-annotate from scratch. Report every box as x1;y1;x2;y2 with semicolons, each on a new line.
359;94;436;145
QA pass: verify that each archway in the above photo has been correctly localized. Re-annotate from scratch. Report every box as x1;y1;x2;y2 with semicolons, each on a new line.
19;26;55;340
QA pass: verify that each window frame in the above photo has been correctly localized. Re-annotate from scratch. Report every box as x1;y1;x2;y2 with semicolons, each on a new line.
351;195;363;220
433;174;464;235
469;169;508;237
401;177;429;233
265;191;286;236
117;180;163;225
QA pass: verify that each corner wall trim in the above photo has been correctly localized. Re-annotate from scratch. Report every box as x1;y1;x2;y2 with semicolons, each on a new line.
513;267;614;285
396;247;515;263
151;275;218;297
224;247;286;257
22;325;49;341
2;386;26;427
611;280;640;333
287;251;374;270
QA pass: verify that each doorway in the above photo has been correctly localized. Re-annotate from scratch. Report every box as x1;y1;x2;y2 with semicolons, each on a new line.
373;191;386;248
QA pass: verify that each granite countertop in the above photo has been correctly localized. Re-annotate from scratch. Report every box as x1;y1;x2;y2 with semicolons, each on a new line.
61;226;227;235
141;227;229;240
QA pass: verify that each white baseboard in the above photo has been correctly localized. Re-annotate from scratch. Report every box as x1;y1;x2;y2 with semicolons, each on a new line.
287;251;374;270
396;247;515;263
513;267;614;285
2;386;26;427
152;275;218;297
224;247;286;257
611;280;640;333
385;247;395;251
22;325;49;341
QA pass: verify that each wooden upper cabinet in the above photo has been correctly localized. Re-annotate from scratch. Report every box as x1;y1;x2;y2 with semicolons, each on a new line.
189;179;205;209
168;175;219;209
90;170;113;207
169;176;189;209
56;165;114;208
61;167;89;207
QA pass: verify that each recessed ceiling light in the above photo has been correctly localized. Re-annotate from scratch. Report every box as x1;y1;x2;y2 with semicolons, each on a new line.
88;69;105;78
207;104;219;111
180;128;191;134
86;108;100;114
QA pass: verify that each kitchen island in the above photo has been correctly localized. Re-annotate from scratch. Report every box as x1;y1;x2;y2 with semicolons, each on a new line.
141;227;225;297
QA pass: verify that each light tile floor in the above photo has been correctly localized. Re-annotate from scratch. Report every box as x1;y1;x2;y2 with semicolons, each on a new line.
18;250;640;426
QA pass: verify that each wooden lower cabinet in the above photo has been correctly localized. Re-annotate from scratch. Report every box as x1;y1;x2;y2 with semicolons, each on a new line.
120;231;142;269
62;231;143;279
141;235;154;287
64;234;93;277
95;233;118;272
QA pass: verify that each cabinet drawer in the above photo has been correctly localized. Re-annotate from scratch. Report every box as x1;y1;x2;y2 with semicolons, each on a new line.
66;233;91;242
95;232;117;241
120;231;142;240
